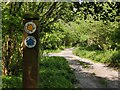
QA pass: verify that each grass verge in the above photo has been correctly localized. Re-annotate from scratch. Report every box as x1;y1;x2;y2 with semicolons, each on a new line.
73;46;120;68
43;49;62;55
39;56;75;88
2;76;22;88
2;56;75;88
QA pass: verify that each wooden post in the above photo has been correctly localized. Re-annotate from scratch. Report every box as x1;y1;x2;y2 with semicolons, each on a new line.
23;13;39;88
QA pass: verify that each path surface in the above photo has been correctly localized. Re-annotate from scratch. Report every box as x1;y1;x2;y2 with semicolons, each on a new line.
48;48;119;89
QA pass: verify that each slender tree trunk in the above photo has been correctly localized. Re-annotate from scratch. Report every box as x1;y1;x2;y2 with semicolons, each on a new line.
2;27;13;76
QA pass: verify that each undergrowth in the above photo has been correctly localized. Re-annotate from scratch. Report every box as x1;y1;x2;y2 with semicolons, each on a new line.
73;46;120;68
2;56;75;88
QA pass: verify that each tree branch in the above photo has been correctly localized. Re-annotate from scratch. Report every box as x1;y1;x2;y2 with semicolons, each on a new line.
36;3;45;13
44;2;58;18
16;2;23;13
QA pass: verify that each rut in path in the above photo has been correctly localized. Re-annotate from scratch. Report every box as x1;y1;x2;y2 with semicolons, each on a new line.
48;48;119;88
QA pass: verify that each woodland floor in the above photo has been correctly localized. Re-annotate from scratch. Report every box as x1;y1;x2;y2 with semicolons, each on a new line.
48;48;119;89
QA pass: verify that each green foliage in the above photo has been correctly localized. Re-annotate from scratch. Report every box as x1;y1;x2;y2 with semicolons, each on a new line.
2;76;22;88
42;30;65;50
110;50;120;67
44;49;62;55
39;56;75;88
2;56;75;88
2;2;120;88
73;46;120;67
2;2;77;76
44;17;119;51
111;23;120;50
74;2;120;22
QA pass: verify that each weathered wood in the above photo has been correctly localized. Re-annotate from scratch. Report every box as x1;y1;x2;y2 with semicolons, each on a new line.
23;13;39;88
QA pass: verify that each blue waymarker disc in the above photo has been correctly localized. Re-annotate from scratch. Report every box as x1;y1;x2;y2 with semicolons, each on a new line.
24;36;36;48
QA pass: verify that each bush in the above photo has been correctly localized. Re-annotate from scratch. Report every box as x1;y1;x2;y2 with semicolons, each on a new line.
110;50;120;67
2;76;22;88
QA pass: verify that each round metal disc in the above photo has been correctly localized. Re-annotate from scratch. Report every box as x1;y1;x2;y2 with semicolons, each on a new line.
24;36;37;48
24;22;36;34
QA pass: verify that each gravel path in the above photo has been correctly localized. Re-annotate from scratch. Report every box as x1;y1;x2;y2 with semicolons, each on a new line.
48;48;119;89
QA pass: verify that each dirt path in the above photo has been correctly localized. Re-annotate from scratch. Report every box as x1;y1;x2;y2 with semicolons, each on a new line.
48;48;119;89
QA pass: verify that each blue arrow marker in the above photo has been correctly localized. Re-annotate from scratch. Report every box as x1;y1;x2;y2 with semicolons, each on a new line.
26;38;35;46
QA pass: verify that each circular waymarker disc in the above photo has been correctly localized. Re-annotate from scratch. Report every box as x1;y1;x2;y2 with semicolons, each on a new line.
24;36;37;48
24;22;36;34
